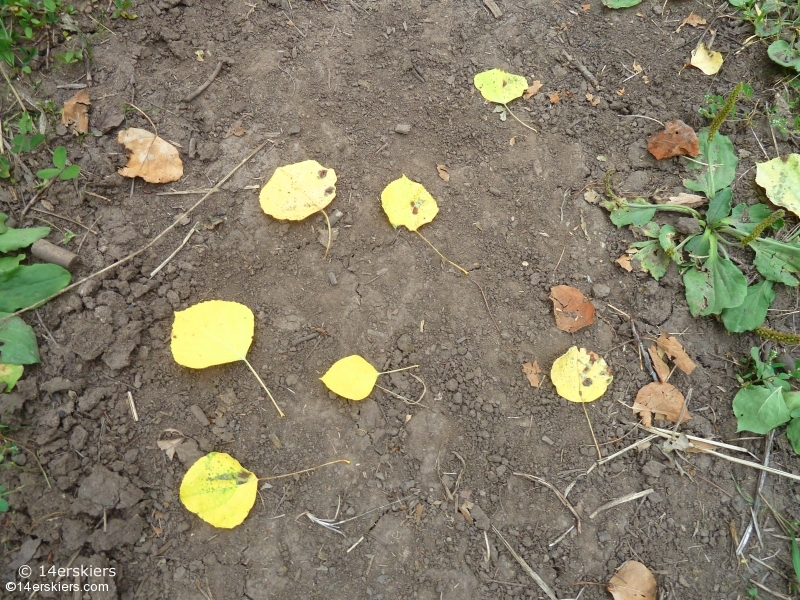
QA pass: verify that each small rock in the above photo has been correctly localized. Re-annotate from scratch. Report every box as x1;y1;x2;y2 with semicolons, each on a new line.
175;438;204;467
41;377;85;395
592;283;611;299
188;404;210;426
288;125;301;135
446;379;459;392
90;515;145;552
396;334;414;353
470;504;490;530
394;123;411;134
541;435;555;446
489;187;502;197
642;459;666;479
328;272;337;285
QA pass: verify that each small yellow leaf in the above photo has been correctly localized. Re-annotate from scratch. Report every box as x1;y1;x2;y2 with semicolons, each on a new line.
171;300;254;369
473;69;528;104
550;346;612;403
381;175;439;231
179;452;257;528
321;355;379;401
195;49;205;62
690;43;723;75
260;160;337;221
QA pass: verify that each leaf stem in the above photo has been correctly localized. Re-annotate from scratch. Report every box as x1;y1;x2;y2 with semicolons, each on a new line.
415;230;469;275
320;208;331;260
582;403;602;461
257;459;350;481
503;103;538;133
242;358;285;417
379;364;419;375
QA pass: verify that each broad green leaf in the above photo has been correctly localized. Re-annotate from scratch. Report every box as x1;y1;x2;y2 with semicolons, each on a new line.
179;452;257;528
788;418;800;454
767;40;800;71
658;224;677;255
171;301;254;369
784;391;800;416
721;280;774;332
685;229;712;258
0;255;25;273
36;167;61;180
0;312;40;364
53;146;67;169
259;160;337;221
604;199;657;227
722;203;776;237
0;213;7;234
321;355;380;401
683;266;713;316
550;346;612;403
381;175;439;231
0;264;71;312
601;0;642;7
751;237;800;286
11;133;44;154
0;364;23;392
756;154;800;218
0;226;49;252
60;164;80;180
629;240;669;280
733;386;790;434
684;130;737;198
706;187;732;225
473;69;528;104
683;243;747;316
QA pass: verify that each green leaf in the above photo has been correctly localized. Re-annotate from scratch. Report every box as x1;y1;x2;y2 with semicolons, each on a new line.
683;244;747;316
0;156;9;179
721;280;774;332
0;226;49;252
784;391;800;416
658;224;678;259
601;0;642;7
605;199;657;227
787;418;800;454
733;386;791;434
0;264;72;312
0;364;23;392
36;167;61;180
59;164;80;180
767;40;800;71
0;255;25;274
706;187;732;225
629;240;669;280
0;213;7;234
0;313;40;364
52;146;67;169
750;237;800;286
0;497;7;512
684;130;737;198
756;154;800;218
722;203;773;237
11;133;45;154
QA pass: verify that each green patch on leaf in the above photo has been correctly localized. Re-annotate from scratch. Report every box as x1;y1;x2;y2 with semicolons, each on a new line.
0;264;71;313
767;40;800;72
0;364;23;392
601;0;642;7
733;386;791;434
0;312;40;365
721;280;774;332
684;130;737;198
787;418;800;454
750;237;800;286
0;221;49;253
603;198;657;227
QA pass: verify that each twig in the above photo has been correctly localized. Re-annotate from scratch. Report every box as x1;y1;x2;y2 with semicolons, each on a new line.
20;177;58;219
492;526;558;600
0;62;26;112
77;216;101;255
259;459;350;482
749;579;792;600
149;224;199;278
597;434;658;465
672;387;692;433
181;61;224;103
2;140;274;321
561;49;599;88
30;208;99;232
321;208;332;259
737;429;775;557
631;320;659;383
513;472;581;533
468;277;500;332
126;391;139;422
28;548;81;599
646;426;758;458
589;489;653;519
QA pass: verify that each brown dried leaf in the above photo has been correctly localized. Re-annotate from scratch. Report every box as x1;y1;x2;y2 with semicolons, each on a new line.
656;333;696;375
157;437;184;461
548;91;561;104
523;80;543;100
62;89;90;135
117;128;184;183
458;505;473;525
647;120;700;160
647;345;670;383
586;93;600;106
676;11;706;32
616;254;633;272
632;382;691;428
550;285;595;333
223;118;247;139
436;164;450;182
522;361;542;387
608;560;657;600
663;192;706;207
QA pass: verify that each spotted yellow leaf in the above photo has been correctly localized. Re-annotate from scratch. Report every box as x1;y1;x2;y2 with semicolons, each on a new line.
473;69;528;105
690;43;723;75
381;175;439;232
550;346;613;403
260;160;337;221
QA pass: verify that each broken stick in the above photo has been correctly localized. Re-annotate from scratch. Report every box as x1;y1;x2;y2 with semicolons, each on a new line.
561;49;599;88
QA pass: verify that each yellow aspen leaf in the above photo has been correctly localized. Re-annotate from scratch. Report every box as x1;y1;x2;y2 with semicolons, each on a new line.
381;175;439;231
171;300;254;369
179;452;257;528
550;346;612;403
260;160;337;221
473;69;528;104
321;355;380;401
690;43;723;75
117;128;183;183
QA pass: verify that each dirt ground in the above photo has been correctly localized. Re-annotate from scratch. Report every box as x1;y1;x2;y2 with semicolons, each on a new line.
2;0;800;598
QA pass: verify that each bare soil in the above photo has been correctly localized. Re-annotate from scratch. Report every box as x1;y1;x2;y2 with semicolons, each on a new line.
2;0;800;598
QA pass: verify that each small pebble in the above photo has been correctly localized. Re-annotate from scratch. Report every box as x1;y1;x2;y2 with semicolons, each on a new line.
269;433;282;449
541;435;555;446
188;404;210;427
328;272;337;285
489;187;502;197
394;123;411;134
328;209;344;227
288;125;301;135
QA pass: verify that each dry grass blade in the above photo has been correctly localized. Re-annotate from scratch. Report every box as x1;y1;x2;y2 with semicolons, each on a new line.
513;472;582;533
589;489;653;519
492;525;558;600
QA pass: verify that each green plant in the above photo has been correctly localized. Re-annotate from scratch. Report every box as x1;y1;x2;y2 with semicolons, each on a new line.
602;83;800;333
728;0;800;72
7;110;45;154
36;145;79;181
0;483;10;511
111;0;135;20
53;46;79;64
698;84;753;121
0;0;77;72
732;347;800;454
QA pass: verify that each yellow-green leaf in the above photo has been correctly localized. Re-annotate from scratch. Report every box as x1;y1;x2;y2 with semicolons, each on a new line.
381;175;439;231
690;43;723;75
179;452;257;528
321;355;379;401
473;69;528;104
260;160;337;220
550;346;613;403
171;300;254;369
756;154;800;218
0;363;23;392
